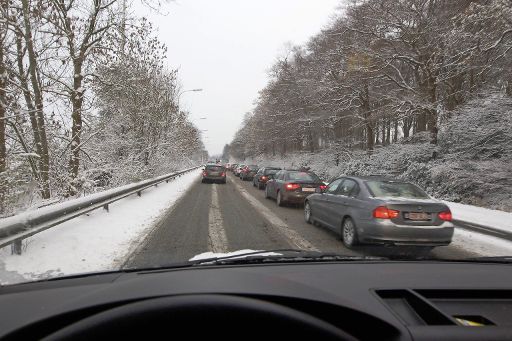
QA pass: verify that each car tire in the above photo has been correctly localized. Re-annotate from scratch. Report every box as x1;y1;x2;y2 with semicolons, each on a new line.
342;217;358;248
304;201;313;224
222;179;227;184
201;179;205;183
276;191;285;207
264;186;271;199
258;183;264;190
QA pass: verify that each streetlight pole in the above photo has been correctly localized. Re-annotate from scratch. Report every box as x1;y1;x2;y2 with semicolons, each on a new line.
177;88;203;111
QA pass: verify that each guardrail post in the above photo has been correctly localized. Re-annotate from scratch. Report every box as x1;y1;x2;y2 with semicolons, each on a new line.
11;240;22;255
103;204;109;212
137;191;141;197
166;179;169;183
154;183;158;187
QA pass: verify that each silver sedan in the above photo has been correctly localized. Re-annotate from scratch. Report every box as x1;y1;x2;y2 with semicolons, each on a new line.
304;176;454;250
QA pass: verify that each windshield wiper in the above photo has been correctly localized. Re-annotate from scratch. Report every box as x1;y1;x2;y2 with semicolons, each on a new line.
189;249;386;266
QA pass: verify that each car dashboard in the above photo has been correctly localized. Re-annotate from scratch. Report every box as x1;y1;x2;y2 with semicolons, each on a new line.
1;261;511;340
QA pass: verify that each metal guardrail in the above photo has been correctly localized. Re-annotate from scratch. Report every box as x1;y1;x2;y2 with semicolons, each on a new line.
0;166;200;254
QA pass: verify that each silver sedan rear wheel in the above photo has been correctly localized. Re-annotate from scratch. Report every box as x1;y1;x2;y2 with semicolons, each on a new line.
342;218;358;248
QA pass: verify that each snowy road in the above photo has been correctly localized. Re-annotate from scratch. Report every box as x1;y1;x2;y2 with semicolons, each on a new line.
125;173;496;268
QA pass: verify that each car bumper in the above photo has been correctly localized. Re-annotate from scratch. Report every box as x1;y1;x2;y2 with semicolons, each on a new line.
357;220;454;246
203;176;226;182
281;191;313;203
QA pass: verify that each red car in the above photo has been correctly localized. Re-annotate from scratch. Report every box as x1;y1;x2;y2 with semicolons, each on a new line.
240;165;259;181
253;167;281;189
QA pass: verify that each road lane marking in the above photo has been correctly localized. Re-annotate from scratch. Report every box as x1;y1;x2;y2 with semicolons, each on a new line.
230;179;319;251
208;184;228;253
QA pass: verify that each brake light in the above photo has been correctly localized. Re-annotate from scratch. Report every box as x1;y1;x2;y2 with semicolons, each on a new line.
438;211;452;221
220;172;225;177
373;206;399;219
202;171;207;176
319;185;327;191
285;183;301;191
260;176;267;180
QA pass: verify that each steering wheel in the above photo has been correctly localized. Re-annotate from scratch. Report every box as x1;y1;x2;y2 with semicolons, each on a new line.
43;295;357;340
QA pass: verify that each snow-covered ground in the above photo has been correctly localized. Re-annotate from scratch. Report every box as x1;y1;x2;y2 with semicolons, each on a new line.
0;169;201;285
444;201;512;257
451;228;512;257
445;201;512;233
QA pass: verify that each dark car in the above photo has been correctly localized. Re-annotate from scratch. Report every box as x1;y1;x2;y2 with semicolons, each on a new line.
303;176;454;249
230;163;238;172
240;164;259;181
265;170;326;206
253;167;281;189
201;165;227;184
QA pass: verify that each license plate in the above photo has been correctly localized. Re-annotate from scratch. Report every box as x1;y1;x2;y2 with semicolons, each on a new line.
302;188;315;192
406;212;430;221
210;172;218;176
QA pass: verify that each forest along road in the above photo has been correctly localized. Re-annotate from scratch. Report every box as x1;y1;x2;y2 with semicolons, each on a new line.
125;173;480;268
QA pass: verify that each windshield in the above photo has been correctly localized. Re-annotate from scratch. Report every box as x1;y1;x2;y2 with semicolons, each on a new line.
206;166;224;172
1;0;511;285
287;172;320;182
366;181;430;199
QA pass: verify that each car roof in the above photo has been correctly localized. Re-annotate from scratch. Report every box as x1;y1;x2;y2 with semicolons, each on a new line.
342;175;404;182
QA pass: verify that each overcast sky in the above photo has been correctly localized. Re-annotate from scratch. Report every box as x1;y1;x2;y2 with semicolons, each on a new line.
140;0;342;155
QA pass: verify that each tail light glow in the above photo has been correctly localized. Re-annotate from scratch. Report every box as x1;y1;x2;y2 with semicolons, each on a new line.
285;183;301;191
220;172;225;177
438;211;452;221
260;176;267;180
319;185;327;191
202;171;207;176
373;206;400;219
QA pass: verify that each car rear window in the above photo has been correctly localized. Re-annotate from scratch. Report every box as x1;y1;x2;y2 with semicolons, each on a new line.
287;172;319;181
249;166;258;170
265;169;280;175
365;181;429;199
206;166;223;171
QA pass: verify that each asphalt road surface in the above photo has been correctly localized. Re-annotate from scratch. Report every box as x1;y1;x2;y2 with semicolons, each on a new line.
125;173;479;268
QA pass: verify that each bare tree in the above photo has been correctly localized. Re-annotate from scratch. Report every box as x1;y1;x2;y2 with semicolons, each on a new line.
47;0;120;195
